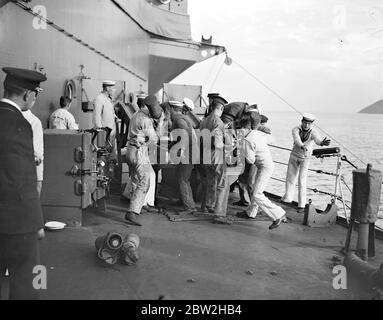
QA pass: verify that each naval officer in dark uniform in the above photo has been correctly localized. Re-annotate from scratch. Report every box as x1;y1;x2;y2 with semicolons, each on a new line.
0;67;47;300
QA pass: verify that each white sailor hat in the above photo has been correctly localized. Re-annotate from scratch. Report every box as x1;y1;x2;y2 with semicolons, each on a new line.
183;97;195;110
302;113;315;122
169;100;184;108
247;105;259;113
136;93;147;99
102;80;116;86
136;93;147;106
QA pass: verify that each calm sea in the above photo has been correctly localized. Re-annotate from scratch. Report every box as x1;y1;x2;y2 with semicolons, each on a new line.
263;111;383;221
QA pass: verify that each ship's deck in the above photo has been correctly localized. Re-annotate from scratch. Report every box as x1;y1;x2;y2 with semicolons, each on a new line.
2;192;382;300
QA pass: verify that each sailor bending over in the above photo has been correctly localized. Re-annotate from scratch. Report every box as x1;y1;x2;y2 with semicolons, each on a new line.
239;113;286;230
124;95;163;226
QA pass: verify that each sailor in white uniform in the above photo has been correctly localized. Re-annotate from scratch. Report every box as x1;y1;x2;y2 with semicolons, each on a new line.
93;80;116;134
93;80;117;157
49;96;79;130
241;113;286;230
22;91;44;196
281;113;330;212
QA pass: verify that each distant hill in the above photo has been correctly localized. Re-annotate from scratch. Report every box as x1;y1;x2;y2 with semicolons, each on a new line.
359;100;383;114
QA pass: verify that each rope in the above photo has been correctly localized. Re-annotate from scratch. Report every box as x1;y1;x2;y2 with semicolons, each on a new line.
207;59;225;93
203;55;220;89
270;147;337;176
308;187;351;209
341;178;353;194
270;178;351;209
232;59;367;167
274;159;337;175
312;169;337;176
268;144;292;152
270;177;286;183
273;160;289;166
200;95;209;108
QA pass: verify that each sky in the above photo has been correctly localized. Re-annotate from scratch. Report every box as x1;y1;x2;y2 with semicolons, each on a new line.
172;0;383;113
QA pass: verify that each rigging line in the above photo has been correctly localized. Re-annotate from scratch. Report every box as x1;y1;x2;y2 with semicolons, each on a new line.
232;59;367;166
341;178;352;194
273;160;288;166
207;59;225;93
274;159;338;176
269;144;292;152
270;177;351;207
202;55;220;89
270;177;285;183
200;95;209;108
311;126;366;167
232;60;303;114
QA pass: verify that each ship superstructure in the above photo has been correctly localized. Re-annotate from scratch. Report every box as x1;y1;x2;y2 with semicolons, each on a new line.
0;0;224;128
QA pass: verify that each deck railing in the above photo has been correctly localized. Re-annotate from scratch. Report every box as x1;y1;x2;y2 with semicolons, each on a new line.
268;143;383;232
267;144;353;222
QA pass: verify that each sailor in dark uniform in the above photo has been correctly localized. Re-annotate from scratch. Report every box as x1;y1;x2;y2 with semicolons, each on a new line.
212;102;260;223
221;102;260;128
0;67;47;300
205;93;227;116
